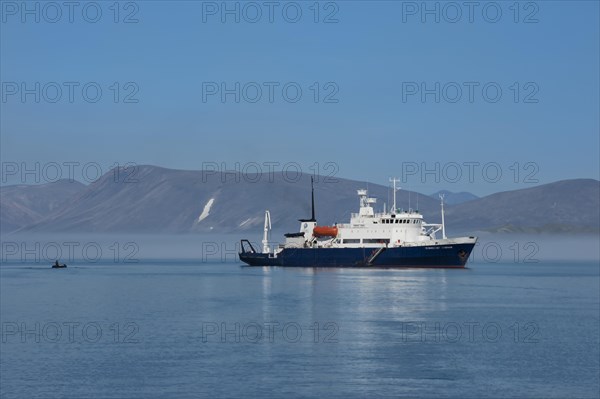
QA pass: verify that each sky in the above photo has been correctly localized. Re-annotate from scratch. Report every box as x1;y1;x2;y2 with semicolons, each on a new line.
1;0;599;195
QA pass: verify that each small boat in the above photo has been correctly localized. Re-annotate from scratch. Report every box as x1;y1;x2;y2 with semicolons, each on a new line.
52;260;67;269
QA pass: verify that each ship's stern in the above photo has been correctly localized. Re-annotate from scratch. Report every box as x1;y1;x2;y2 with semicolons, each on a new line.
239;239;280;266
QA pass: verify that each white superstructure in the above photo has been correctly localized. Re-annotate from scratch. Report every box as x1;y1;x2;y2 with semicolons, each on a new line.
265;178;476;255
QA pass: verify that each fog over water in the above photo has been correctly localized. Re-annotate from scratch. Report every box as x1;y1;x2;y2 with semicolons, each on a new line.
1;233;598;265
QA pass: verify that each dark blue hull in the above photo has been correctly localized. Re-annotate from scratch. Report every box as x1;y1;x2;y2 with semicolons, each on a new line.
239;243;475;268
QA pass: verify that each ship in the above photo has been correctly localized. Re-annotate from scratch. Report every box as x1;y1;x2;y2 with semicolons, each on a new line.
239;177;477;268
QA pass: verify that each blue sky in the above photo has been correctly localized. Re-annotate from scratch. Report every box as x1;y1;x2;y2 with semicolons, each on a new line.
1;1;598;195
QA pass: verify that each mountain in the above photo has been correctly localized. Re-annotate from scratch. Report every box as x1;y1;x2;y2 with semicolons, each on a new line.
430;190;479;205
444;179;600;234
0;180;86;234
10;166;437;234
2;167;598;235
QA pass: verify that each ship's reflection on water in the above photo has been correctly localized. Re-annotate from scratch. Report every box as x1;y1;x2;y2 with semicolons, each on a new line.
257;266;451;350
261;266;449;313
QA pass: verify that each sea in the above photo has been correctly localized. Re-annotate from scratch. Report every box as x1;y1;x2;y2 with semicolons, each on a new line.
0;234;599;398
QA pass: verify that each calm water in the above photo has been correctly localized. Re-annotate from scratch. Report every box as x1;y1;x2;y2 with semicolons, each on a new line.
1;261;599;398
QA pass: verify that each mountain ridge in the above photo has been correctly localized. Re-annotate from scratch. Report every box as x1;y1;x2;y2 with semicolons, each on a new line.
2;166;598;235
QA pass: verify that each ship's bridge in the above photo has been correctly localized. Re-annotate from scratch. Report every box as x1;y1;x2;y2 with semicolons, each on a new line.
344;210;423;228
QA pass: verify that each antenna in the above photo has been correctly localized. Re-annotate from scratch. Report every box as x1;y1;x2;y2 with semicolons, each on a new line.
439;194;447;239
416;190;419;212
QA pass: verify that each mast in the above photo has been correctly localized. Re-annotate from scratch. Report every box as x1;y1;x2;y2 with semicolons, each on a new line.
439;194;447;239
389;177;400;214
310;176;315;221
299;176;316;222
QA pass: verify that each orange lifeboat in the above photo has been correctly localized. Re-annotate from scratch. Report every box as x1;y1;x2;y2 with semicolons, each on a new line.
313;226;338;237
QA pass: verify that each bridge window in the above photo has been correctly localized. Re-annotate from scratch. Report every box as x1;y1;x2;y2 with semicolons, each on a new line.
343;239;360;244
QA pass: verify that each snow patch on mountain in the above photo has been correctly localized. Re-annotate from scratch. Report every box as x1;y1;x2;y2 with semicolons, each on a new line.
198;198;215;222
